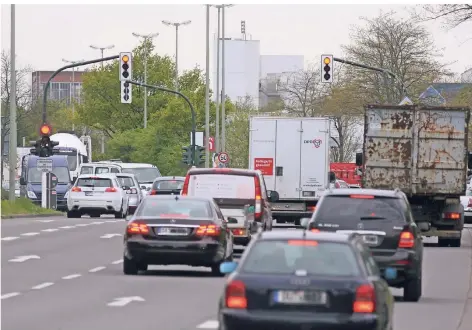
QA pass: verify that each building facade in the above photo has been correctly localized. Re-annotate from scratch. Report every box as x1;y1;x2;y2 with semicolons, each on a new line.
32;70;84;105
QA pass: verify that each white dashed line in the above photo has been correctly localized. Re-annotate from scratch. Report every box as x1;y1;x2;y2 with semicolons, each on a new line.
59;226;75;229
32;282;54;290
36;220;55;223
111;259;123;265
41;228;59;232
91;221;104;225
21;232;39;236
62;274;82;280
75;223;90;227
1;236;20;241
89;266;106;273
197;320;219;329
1;292;20;300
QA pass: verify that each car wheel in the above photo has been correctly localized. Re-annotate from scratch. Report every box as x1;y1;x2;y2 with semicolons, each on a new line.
450;237;461;247
438;238;449;247
123;255;138;275
67;211;80;218
137;263;148;271
403;276;422;302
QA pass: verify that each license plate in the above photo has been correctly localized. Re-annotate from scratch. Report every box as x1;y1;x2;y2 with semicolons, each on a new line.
85;191;93;196
362;235;379;245
157;227;189;236
272;290;327;305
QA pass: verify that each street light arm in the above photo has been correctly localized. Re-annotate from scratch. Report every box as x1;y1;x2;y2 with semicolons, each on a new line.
162;20;173;26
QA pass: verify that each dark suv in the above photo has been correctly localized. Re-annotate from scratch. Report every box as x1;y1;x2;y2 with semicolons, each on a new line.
305;188;423;302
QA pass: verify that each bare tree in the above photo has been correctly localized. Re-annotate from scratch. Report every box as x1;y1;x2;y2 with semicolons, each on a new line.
342;12;452;104
277;65;328;117
419;4;472;29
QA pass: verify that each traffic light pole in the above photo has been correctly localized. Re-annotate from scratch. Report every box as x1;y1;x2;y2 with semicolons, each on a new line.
125;80;197;165
42;55;120;123
333;57;407;98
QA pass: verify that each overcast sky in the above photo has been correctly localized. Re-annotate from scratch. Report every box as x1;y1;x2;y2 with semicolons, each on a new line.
1;4;471;79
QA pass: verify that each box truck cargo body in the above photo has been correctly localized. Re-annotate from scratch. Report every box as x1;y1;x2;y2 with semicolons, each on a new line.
248;117;331;225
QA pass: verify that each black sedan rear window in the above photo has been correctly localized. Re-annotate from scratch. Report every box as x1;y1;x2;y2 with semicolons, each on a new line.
152;180;184;190
315;195;405;225
137;199;211;218
77;178;112;188
241;240;360;276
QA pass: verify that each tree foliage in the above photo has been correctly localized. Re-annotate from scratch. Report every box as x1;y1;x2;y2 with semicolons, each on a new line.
419;4;472;29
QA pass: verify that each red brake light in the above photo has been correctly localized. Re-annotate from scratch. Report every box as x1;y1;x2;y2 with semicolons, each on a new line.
310;228;320;233
308;206;316;212
443;212;460;220
254;176;262;220
226;280;247;309
196;224;221;236
353;284;375;313
350;195;374;199
181;175;190;195
71;186;81;192
149;189;157;195
105;187;117;192
126;221;149;235
468;199;472;207
287;240;318;246
398;231;415;248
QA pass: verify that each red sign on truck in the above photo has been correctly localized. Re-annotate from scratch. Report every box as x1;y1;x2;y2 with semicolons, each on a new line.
254;158;274;176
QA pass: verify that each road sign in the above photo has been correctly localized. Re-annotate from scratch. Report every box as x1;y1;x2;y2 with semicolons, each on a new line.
399;96;413;105
218;152;229;164
208;136;215;152
37;159;53;172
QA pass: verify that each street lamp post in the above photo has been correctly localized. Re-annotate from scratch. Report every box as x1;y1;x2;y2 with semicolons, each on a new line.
89;44;115;69
62;58;84;131
205;5;210;168
8;4;16;201
220;4;233;152
162;20;191;92
132;32;159;129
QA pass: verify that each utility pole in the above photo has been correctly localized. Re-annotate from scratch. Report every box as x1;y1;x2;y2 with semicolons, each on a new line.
162;20;191;92
214;6;221;153
205;5;210;168
8;4;17;201
89;44;115;69
62;58;84;131
132;32;159;128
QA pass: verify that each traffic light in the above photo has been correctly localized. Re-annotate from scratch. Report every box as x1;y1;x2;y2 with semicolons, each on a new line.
321;54;333;83
195;146;205;166
33;124;59;157
120;52;132;104
182;145;193;166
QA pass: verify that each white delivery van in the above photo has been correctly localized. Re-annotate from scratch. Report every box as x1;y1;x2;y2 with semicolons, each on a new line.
248;116;333;225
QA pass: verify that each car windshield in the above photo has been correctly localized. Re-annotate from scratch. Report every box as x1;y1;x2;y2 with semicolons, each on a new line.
122;168;159;183
80;166;93;175
315;195;405;226
153;180;184;190
28;167;70;183
77;178;112;188
137;199;211;218
117;177;136;187
241;240;360;276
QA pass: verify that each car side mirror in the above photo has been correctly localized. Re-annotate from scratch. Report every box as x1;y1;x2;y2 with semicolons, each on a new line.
267;190;279;202
300;217;311;228
227;217;238;224
20;177;26;185
122;186;130;190
219;261;238;274
328;171;336;183
356;152;363;166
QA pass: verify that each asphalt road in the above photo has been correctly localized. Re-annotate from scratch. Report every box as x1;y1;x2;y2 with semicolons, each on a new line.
1;217;471;330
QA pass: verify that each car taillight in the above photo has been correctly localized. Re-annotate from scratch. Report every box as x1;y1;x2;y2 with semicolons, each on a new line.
126;221;149;235
308;206;316;212
254;177;262;220
181;175;190;195
196;224;221;236
443;212;460;220
353;284;375;313
468;198;472;208
310;228;320;233
335;181;340;188
225;280;247;309
130;188;137;194
71;186;81;192
105;187;117;192
149;189;157;195
398;231;415;248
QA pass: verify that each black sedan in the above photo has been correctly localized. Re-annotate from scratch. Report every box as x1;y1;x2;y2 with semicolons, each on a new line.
149;176;185;195
217;230;395;330
123;195;234;276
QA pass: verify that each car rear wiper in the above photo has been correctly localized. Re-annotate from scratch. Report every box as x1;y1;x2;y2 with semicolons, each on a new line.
360;216;387;220
84;184;95;187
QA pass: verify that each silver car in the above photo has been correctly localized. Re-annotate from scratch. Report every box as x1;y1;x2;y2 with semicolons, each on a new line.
116;173;143;214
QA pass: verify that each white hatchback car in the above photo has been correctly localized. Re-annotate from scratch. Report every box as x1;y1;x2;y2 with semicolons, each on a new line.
67;173;129;218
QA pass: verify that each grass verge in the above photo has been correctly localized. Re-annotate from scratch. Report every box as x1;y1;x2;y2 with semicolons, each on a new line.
1;197;62;217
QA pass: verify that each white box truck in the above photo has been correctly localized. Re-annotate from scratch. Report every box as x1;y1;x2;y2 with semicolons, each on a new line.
248;116;333;225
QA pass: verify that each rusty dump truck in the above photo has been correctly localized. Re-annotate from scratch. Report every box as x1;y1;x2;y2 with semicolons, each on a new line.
356;104;472;247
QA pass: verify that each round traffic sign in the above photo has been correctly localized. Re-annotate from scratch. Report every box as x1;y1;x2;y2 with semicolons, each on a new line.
218;152;229;164
50;173;58;189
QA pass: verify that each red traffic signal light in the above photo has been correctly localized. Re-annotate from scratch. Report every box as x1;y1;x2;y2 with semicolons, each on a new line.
40;124;52;136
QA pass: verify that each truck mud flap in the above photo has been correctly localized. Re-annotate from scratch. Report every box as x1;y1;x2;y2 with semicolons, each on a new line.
421;229;462;238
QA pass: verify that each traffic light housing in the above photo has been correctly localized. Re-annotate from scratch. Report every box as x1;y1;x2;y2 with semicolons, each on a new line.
182;145;193;166
195;146;205;166
32;124;59;157
321;54;333;83
120;52;132;104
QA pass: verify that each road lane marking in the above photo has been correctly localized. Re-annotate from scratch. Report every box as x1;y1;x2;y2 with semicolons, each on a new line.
59;226;75;229
101;234;122;239
1;237;19;241
36;220;55;223
32;282;54;290
75;223;90;227
8;255;40;263
41;228;59;232
21;232;39;236
1;292;20;300
62;274;81;280
91;221;104;225
197;320;219;329
111;259;123;265
89;266;106;273
107;296;145;307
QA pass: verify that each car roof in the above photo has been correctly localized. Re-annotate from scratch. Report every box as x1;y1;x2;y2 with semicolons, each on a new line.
143;195;214;203
115;173;137;178
258;230;353;243
187;167;260;176
153;176;185;182
324;188;400;198
117;163;157;168
77;173;117;179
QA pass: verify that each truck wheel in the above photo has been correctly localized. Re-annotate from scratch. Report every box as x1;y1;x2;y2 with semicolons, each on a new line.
403;276;422;302
67;211;80;218
450;236;461;248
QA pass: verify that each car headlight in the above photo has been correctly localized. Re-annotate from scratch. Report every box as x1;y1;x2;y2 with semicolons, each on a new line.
27;191;37;199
